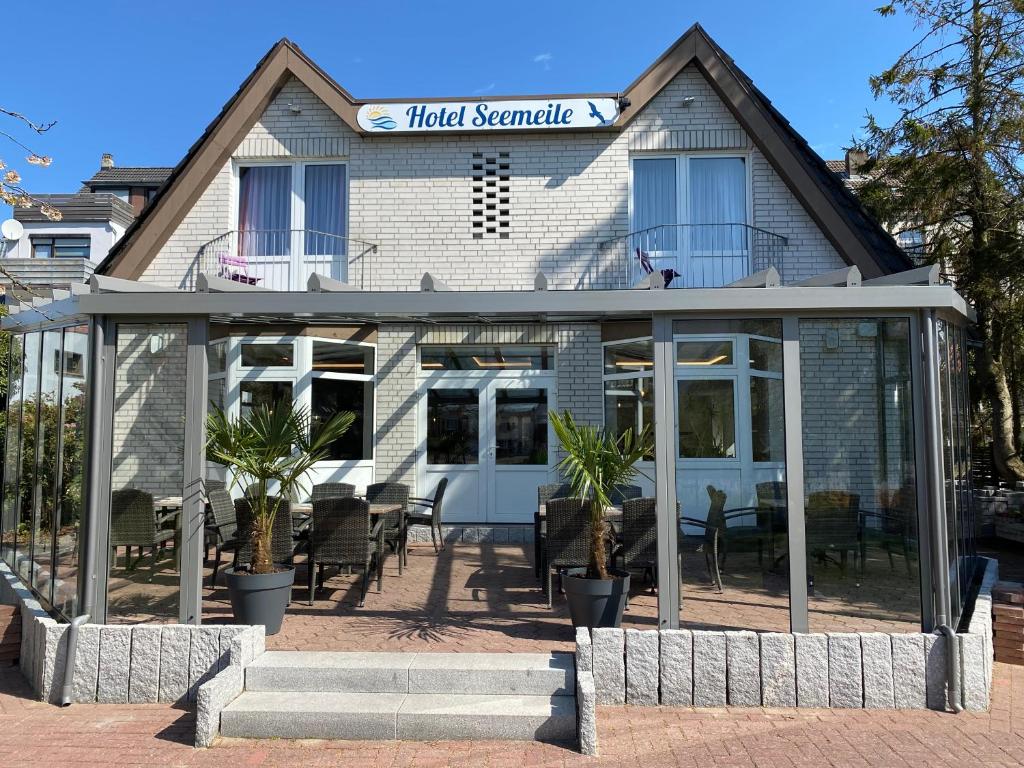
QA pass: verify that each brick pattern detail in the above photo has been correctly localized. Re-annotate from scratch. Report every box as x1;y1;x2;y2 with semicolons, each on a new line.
139;66;847;289
470;151;511;239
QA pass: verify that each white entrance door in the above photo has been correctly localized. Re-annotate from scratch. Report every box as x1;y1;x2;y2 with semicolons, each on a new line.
419;377;555;523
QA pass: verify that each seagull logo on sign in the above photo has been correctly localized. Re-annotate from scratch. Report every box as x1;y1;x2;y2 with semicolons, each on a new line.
587;100;610;126
365;106;397;131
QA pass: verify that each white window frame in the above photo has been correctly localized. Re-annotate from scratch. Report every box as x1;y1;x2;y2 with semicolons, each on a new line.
628;152;754;266
305;336;376;466
231;159;350;289
601;336;655;465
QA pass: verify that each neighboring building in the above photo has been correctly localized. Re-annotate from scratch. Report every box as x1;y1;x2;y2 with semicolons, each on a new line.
0;25;980;674
828;149;928;262
0;156;170;292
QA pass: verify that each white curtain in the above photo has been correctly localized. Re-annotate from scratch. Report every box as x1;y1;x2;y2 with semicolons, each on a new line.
304;164;347;256
238;165;291;257
689;157;747;251
632;158;678;251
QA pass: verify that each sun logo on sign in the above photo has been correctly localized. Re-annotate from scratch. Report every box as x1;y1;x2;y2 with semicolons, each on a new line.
365;106;397;131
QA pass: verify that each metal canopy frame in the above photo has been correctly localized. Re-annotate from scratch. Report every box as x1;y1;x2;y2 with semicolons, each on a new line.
0;272;975;631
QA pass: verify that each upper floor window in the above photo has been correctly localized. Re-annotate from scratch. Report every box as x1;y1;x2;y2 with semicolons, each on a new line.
631;155;751;287
30;236;91;259
632;155;748;246
237;163;348;259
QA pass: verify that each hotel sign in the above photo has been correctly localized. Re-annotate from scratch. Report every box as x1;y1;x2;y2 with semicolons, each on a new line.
357;98;620;133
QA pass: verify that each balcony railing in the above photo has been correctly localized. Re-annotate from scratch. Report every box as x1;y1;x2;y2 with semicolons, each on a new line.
196;230;378;291
592;223;788;290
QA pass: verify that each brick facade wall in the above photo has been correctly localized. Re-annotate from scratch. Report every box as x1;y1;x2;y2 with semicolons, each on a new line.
799;319;915;514
110;324;188;498
138;65;845;289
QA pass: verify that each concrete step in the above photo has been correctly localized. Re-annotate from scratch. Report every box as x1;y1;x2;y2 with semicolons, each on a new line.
245;651;575;696
220;691;577;742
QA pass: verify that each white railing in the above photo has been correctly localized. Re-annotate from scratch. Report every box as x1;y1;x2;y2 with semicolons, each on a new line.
195;230;378;291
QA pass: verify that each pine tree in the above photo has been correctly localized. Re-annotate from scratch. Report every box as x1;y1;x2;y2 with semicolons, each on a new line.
861;0;1024;480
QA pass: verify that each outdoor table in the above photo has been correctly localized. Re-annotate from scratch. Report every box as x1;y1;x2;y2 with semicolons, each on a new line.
291;502;401;535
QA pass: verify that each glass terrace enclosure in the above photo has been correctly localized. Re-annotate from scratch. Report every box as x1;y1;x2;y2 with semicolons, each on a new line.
0;273;980;636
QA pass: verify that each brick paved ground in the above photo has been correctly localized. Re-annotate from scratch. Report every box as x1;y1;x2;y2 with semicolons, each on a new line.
0;657;1021;766
201;539;921;652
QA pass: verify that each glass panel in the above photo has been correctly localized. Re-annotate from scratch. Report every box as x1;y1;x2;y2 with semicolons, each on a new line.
689;157;747;251
674;318;782;339
31;330;62;602
677;340;733;367
16;333;41;582
304;164;347;255
938;320;960;623
2;336;24;566
678;379;736;458
312;341;373;374
31;240;53;259
750;375;785;462
237;165;291;257
207;342;226;375
240;381;293;419
107;324;187;624
52;237;91;258
604;340;653;374
427;389;479;464
495;388;548;465
240;342;293;367
667;318;790;635
632;157;677;249
604;378;654;460
54;325;89;617
750;338;782;372
311;378;373;460
420;345;553;371
800;318;921;633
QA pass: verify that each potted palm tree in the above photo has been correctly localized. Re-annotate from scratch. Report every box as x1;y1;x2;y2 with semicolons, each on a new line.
549;410;651;628
206;402;353;633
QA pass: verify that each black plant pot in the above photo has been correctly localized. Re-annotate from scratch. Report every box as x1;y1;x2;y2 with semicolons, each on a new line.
562;569;630;629
224;565;295;635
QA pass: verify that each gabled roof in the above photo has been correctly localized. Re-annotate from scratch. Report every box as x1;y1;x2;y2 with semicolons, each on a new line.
97;25;911;280
85;167;174;187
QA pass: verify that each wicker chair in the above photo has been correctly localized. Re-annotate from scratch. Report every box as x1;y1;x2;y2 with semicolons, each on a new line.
233;496;300;569
109;488;176;573
806;490;862;585
206;488;239;586
609;484;643;506
307;497;383;606
311;483;356;502
365;482;410;573
705;485;773;570
543;497;593;608
619;497;685;606
536;482;574;578
407;478;448;553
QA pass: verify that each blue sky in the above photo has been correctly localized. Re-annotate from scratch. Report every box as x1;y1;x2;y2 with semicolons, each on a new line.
3;1;917;202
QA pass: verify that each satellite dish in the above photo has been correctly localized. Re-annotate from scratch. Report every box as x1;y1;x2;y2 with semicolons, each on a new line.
1;219;24;241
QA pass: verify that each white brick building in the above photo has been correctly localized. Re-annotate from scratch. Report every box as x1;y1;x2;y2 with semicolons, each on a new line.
83;25;918;525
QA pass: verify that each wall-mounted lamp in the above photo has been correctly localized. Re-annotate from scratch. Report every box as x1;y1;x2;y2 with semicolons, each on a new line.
288;103;302;114
680;96;696;108
149;332;173;356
